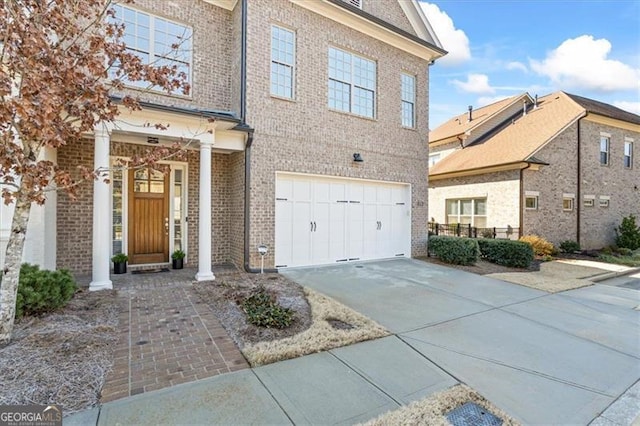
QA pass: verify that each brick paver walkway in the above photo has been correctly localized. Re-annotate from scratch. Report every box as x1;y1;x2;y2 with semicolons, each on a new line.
99;268;249;402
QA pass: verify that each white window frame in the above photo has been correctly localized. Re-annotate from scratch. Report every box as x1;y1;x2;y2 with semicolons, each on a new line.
270;25;295;99
599;135;610;166
583;198;594;207
445;198;487;227
110;5;193;88
429;153;441;167
599;196;610;208
562;198;574;211
624;140;633;169
328;46;376;118
401;73;416;128
525;196;538;210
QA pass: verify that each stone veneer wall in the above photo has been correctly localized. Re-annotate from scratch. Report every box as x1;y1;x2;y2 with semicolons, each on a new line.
244;0;430;268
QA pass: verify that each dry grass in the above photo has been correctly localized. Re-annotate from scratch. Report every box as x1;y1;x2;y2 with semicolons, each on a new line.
242;287;389;366
0;290;119;415
359;384;519;426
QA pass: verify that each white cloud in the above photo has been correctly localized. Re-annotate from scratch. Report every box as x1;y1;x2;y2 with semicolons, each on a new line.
419;2;471;67
506;61;528;73
613;101;640;115
530;35;640;92
452;73;495;95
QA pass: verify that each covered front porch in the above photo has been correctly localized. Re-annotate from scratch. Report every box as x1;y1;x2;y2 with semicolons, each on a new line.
64;104;248;291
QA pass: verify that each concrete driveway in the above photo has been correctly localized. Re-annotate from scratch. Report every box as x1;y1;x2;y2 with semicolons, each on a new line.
283;258;640;425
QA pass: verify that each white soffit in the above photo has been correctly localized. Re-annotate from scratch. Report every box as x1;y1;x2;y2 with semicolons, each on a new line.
290;0;444;61
202;0;238;11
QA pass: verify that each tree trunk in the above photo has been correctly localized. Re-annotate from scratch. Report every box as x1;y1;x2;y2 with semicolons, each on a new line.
0;190;32;345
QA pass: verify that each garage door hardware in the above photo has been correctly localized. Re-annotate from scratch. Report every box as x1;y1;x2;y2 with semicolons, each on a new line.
348;258;360;261
376;221;383;230
336;259;348;262
310;221;317;231
337;200;348;203
396;202;405;205
276;197;287;201
349;200;361;203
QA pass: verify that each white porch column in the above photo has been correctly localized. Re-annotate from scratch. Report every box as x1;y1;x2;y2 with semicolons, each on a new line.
195;134;215;281
90;124;113;291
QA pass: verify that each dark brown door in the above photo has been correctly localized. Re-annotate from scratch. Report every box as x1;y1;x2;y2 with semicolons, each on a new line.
128;168;169;264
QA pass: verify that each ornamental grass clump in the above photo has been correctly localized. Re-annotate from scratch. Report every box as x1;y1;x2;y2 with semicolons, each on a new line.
519;235;555;256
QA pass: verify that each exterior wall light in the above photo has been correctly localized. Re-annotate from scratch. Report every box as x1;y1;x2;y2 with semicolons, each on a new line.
257;245;268;273
353;153;363;162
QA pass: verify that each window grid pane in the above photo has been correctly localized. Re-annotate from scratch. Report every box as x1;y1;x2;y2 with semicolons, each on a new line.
110;5;192;86
271;26;295;98
600;136;609;165
328;47;375;118
401;74;415;127
624;142;633;168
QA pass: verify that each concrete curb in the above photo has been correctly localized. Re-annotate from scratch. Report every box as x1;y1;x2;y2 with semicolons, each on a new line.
590;266;640;283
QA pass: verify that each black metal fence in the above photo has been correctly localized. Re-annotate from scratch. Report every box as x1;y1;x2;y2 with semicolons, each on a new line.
428;222;520;240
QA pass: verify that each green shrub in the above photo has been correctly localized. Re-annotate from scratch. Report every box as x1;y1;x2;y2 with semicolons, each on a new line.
171;249;186;260
428;236;479;265
615;215;640;250
477;239;534;268
241;287;293;329
617;247;632;256
519;235;555;256
559;240;581;253
16;264;77;319
111;253;128;263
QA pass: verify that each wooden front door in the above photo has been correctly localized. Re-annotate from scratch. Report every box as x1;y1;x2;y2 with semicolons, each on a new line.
128;168;169;264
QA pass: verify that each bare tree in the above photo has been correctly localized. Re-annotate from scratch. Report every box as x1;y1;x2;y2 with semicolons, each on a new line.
0;0;191;344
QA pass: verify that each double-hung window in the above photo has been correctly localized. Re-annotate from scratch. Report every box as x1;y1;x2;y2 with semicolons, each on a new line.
401;73;416;128
271;25;295;99
111;5;192;87
599;135;610;165
328;47;376;118
624;140;633;168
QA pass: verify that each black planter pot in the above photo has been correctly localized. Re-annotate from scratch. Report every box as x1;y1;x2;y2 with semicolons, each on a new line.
113;262;127;274
172;258;184;269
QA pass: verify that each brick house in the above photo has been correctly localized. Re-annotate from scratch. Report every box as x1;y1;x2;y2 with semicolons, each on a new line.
0;0;446;289
428;91;640;249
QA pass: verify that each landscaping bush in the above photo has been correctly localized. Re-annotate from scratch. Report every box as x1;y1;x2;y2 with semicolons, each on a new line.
559;240;581;253
519;235;555;256
477;239;534;268
615;214;640;250
617;247;632;256
428;236;479;265
15;263;77;319
241;287;294;329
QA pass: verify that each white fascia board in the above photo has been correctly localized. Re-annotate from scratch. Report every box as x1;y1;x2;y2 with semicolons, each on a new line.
399;0;444;49
290;0;444;61
201;0;238;11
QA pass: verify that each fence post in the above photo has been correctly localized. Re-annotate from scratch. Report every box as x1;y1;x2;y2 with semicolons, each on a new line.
435;223;439;236
468;224;472;238
456;223;460;236
493;227;496;239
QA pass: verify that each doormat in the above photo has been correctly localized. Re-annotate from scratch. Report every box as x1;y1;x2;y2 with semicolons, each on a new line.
131;268;170;275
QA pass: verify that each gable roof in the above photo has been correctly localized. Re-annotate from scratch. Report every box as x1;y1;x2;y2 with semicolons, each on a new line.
429;92;585;177
429;91;640;179
429;94;530;144
565;92;640;125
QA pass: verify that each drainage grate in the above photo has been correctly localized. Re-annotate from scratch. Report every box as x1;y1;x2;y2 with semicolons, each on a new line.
446;402;502;426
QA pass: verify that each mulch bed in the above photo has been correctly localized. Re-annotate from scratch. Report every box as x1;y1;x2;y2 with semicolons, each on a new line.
417;256;541;275
192;271;313;349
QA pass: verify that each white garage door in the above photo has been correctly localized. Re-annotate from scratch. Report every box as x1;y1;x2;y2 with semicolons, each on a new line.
275;173;411;268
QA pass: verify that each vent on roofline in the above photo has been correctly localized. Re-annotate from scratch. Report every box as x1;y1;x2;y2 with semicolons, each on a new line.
345;0;362;9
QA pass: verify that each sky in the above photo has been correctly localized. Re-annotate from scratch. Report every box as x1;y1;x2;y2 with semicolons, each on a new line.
419;0;640;129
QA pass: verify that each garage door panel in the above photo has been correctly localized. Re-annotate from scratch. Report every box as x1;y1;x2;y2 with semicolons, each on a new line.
275;174;411;268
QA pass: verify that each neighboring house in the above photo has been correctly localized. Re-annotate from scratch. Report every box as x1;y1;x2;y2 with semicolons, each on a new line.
0;0;446;289
428;91;640;249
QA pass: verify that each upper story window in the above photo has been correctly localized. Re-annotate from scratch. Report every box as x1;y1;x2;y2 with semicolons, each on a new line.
328;47;376;118
428;153;440;166
401;73;416;128
111;5;192;88
271;25;295;99
599;135;610;165
624;139;633;169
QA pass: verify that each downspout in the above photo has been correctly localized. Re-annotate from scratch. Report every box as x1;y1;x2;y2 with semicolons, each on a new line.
519;163;532;237
576;119;581;246
241;0;276;273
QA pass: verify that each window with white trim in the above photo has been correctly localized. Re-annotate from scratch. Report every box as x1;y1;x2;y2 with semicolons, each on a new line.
599;135;610;165
429;153;441;167
624;140;633;168
562;198;574;211
599;197;610;208
271;25;295;99
446;198;487;227
110;5;192;87
328;47;376;118
525;196;538;210
401;73;416;128
584;198;594;207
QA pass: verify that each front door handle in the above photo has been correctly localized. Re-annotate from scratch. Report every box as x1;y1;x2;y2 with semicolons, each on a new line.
165;217;169;235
